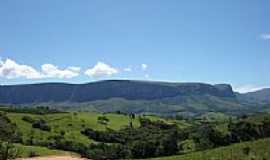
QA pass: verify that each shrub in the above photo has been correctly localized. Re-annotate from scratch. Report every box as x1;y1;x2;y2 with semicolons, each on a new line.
0;142;18;160
32;119;51;132
22;116;35;123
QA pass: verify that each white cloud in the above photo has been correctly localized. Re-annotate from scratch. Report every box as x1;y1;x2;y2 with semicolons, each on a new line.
0;58;80;79
67;66;81;72
260;33;270;40
41;64;80;79
141;64;148;71
233;85;270;93
85;62;118;78
123;67;132;72
0;59;43;79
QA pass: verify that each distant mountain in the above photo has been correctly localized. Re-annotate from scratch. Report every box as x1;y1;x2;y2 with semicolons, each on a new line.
0;80;256;115
0;80;235;104
237;88;270;105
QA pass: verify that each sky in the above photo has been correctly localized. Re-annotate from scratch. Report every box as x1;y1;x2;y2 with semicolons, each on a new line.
0;0;270;93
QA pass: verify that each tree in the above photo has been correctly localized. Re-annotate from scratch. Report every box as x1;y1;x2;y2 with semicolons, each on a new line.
128;113;135;128
97;116;109;128
0;112;20;160
0;142;18;160
26;129;35;145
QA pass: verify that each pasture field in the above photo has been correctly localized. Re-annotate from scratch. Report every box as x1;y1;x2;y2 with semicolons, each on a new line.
7;112;189;145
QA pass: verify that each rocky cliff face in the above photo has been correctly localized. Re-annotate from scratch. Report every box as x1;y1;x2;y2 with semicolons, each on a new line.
0;80;235;104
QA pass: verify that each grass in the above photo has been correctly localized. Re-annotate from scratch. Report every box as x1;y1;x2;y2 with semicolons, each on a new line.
15;143;75;158
147;138;270;160
8;112;188;146
8;112;135;145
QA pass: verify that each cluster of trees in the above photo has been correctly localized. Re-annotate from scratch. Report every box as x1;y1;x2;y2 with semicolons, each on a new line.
32;119;51;131
228;117;270;143
0;112;22;160
77;115;270;160
181;115;270;152
0;106;61;115
81;117;178;159
22;116;51;132
97;116;109;128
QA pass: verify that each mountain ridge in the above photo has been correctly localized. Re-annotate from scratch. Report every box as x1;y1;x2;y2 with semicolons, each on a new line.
0;80;235;104
1;80;269;115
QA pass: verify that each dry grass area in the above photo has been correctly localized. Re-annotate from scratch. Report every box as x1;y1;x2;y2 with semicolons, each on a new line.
18;156;88;160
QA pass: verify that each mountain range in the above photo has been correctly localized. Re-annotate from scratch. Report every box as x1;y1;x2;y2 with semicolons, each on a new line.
0;80;269;116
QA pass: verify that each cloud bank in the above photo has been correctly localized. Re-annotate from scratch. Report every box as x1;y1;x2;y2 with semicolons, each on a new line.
41;64;80;79
0;58;80;79
0;59;43;79
0;58;149;80
85;62;118;78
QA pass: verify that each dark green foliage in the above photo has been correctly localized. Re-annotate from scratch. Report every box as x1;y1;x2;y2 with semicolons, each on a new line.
81;118;179;159
228;119;270;142
130;140;158;158
139;117;177;129
0;113;20;160
32;119;51;132
47;134;87;154
191;124;229;150
242;146;251;155
0;113;15;141
81;128;123;143
0;106;62;115
0;142;18;160
22;116;35;123
97;116;109;126
85;143;129;160
0;112;22;143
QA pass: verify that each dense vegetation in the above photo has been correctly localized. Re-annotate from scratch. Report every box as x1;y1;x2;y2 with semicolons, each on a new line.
148;138;270;160
1;105;270;159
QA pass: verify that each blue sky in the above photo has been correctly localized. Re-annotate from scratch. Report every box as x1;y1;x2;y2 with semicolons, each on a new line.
0;0;269;92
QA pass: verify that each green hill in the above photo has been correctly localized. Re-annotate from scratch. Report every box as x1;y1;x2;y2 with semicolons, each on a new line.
7;112;188;146
148;138;270;160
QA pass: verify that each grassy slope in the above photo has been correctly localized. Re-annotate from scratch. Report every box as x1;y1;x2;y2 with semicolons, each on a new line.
8;112;190;158
8;112;137;145
8;112;189;146
148;138;270;160
15;144;75;158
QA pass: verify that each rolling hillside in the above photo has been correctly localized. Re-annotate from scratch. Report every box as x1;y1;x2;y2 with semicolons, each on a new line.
148;138;270;160
7;112;188;146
